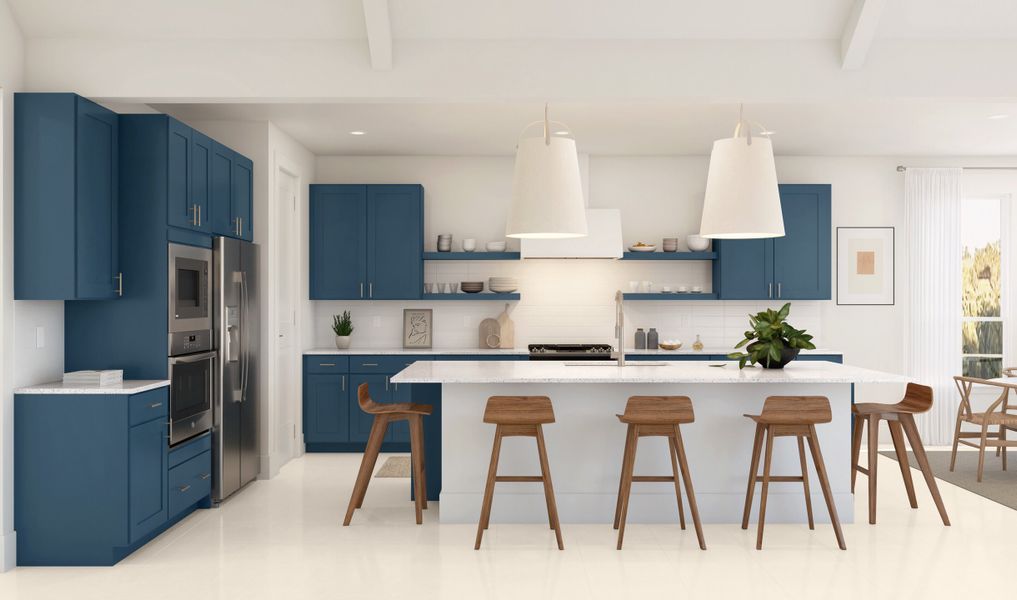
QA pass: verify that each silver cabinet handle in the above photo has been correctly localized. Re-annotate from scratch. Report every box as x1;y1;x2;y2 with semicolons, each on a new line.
114;272;124;296
369;283;373;298
768;283;773;299
179;484;191;493
197;205;202;227
361;363;378;367
341;375;346;392
777;282;782;298
385;376;389;391
190;204;199;226
319;362;336;367
360;282;364;298
150;402;163;409
200;473;211;481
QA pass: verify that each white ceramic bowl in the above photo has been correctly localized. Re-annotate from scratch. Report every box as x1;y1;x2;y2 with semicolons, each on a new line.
486;241;507;252
686;234;710;252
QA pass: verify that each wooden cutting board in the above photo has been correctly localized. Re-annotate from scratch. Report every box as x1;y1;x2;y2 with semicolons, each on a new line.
478;318;501;349
496;303;514;349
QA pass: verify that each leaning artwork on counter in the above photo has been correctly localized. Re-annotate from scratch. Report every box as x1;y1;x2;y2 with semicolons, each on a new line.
837;227;895;305
403;309;433;348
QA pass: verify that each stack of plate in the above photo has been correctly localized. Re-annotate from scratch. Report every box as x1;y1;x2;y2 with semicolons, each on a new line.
489;277;519;293
662;237;679;252
461;281;485;293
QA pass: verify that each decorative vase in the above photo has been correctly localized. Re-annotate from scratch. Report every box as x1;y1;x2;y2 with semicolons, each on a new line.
335;335;352;349
760;347;799;369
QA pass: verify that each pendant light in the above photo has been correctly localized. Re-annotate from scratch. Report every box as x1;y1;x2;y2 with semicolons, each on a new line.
699;106;784;239
506;104;588;239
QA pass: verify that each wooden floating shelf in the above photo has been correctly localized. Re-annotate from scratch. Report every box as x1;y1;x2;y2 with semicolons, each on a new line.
423;252;520;260
621;252;717;260
623;293;718;300
423;293;520;300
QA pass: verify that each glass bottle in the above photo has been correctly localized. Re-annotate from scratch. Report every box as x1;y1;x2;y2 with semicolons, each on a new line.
647;328;659;350
692;334;704;352
635;328;646;350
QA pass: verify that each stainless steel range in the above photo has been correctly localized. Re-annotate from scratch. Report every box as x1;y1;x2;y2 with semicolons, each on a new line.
528;343;615;361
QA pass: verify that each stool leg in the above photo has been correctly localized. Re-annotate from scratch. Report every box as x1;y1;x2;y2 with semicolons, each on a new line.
535;426;564;551
851;414;864;493
756;426;774;550
475;426;503;550
616;425;639;550
900;414;950;526
888;419;918;509
949;413;963;472
977;424;989;482
344;415;388;526
807;425;846;550
614;425;636;530
741;423;765;530
409;417;425;525
797;435;815;530
867;414;879;524
414;416;428;509
673;425;706;551
668;435;687;530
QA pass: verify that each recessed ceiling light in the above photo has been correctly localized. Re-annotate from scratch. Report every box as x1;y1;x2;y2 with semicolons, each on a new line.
349;130;366;135
554;130;569;135
759;130;776;136
987;114;1010;120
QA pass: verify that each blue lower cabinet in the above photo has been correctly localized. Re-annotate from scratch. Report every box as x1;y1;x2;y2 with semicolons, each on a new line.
168;450;213;519
14;387;209;566
304;371;349;443
349;373;392;442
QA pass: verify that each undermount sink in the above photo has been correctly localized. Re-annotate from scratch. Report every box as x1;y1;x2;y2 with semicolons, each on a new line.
564;361;668;367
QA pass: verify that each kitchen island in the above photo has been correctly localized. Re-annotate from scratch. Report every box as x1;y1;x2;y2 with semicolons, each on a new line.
392;360;907;525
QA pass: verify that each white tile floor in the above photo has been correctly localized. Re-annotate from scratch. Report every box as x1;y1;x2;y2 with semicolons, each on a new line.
0;450;1012;599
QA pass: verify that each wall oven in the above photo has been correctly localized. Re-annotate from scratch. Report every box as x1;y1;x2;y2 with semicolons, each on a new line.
168;343;216;446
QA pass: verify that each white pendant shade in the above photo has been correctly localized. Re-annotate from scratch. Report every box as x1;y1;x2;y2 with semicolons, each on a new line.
506;129;587;239
699;135;785;239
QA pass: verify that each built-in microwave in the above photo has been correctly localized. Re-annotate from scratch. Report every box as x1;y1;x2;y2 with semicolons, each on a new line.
168;243;212;348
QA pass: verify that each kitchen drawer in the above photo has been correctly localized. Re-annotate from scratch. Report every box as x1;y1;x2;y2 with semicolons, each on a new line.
128;388;169;426
349;355;428;373
168;431;211;469
304;355;350;373
168;450;212;518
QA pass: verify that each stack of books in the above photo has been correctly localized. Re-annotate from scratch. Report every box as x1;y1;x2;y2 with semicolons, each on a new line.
62;370;124;387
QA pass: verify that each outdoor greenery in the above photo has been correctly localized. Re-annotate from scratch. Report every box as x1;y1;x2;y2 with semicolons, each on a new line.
962;241;1001;378
728;303;816;369
332;311;354;337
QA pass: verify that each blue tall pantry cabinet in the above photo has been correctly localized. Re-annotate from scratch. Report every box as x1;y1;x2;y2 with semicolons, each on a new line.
713;184;832;300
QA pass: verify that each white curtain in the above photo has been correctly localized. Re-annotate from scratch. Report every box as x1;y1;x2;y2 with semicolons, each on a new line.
906;168;963;445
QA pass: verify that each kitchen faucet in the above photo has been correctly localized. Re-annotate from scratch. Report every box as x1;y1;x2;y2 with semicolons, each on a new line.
614;290;625;367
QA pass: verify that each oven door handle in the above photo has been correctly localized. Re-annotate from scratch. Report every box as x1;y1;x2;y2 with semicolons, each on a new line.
169;350;218;364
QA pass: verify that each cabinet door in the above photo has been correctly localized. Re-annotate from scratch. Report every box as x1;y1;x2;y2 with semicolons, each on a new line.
772;184;831;300
209;141;234;236
366;185;423;299
232;153;253;241
167;119;195;230
128;418;168;543
309;185;368;299
190;130;213;233
304;373;349;443
349;374;392;443
75;98;119;299
713;239;774;300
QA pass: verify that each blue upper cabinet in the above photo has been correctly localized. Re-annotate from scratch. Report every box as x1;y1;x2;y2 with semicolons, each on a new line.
208;141;254;240
367;185;424;299
166;118;196;230
713;184;831;300
232;153;254;240
189;129;213;233
15;93;120;300
309;184;423;300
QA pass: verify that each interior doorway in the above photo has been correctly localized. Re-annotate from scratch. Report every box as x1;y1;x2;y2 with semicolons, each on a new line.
274;165;300;462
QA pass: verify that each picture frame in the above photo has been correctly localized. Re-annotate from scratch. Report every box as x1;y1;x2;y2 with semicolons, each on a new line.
837;227;895;305
403;309;433;348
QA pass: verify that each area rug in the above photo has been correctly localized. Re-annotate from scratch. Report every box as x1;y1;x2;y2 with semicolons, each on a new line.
880;450;1017;511
374;456;411;478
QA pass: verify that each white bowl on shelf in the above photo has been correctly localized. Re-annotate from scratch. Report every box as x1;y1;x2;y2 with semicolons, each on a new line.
486;241;507;252
687;235;710;252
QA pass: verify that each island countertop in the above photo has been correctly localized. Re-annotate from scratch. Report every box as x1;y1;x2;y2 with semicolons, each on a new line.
391;359;906;385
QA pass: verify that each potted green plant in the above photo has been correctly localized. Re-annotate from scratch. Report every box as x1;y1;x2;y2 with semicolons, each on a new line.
728;303;816;369
332;311;354;349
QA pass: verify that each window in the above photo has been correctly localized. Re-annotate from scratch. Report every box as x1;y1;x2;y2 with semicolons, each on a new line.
962;197;1005;378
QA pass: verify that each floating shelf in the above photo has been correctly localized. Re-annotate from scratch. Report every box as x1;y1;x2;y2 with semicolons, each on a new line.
623;293;718;300
423;293;520;300
622;252;716;260
424;252;520;260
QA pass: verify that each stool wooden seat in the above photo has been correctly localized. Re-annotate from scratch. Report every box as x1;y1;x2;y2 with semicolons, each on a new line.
475;396;563;550
851;383;950;526
613;396;706;550
742;396;845;550
343;383;433;526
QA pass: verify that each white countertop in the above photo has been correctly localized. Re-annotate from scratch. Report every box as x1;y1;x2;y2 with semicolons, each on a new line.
304;347;842;356
391;360;904;385
14;380;171;395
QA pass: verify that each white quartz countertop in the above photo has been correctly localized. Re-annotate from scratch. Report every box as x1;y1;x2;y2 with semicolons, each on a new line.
391;360;904;385
14;380;171;395
304;347;842;356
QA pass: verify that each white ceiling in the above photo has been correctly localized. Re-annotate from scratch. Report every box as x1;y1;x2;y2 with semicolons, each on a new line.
9;0;1017;41
153;101;1017;156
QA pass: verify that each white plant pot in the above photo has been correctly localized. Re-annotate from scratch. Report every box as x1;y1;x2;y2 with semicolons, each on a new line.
335;335;352;349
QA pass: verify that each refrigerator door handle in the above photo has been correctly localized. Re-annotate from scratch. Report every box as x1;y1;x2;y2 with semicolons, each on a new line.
240;270;250;403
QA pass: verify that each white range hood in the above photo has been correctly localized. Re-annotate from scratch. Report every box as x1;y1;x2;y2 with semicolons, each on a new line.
520;209;623;259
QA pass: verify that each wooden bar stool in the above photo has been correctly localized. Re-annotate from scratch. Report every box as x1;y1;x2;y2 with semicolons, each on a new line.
343;383;433;526
851;383;950;526
742;396;845;550
613;396;706;550
475;396;563;550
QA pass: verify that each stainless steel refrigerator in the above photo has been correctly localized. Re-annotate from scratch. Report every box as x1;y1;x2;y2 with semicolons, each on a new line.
213;236;260;503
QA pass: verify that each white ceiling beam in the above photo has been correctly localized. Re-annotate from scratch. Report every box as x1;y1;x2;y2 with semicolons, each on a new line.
841;0;887;70
362;0;393;70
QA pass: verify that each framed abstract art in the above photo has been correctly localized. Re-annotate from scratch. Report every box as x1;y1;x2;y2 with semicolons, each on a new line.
837;227;895;305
